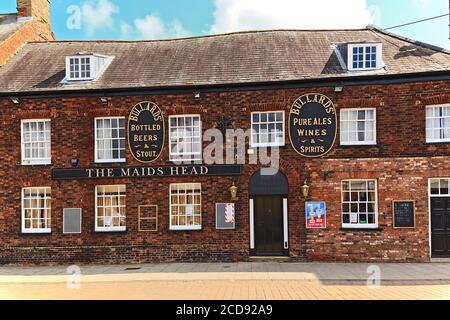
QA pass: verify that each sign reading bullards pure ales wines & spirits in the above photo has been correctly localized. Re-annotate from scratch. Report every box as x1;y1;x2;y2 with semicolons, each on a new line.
289;93;337;158
128;101;165;163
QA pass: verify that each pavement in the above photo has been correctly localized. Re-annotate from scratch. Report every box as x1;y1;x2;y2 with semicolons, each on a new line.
0;262;449;300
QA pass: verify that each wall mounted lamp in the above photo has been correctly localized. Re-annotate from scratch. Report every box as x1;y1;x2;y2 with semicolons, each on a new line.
301;180;310;199
230;181;238;201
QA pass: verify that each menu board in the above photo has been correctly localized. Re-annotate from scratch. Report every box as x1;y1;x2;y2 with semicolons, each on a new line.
393;201;415;229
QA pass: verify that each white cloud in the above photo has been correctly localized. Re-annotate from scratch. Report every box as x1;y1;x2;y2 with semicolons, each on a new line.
124;14;191;40
119;21;133;38
210;0;374;34
135;15;166;39
82;0;120;35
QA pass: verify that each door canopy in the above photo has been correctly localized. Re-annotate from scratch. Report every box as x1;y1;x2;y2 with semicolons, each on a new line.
249;169;288;196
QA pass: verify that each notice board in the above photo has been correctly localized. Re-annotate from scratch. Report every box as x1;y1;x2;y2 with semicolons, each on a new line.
393;201;415;229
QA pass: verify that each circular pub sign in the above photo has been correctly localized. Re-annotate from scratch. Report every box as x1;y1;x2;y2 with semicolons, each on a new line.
128;101;165;163
289;93;337;158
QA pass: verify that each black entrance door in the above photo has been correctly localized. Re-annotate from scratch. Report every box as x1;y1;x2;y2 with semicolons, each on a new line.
431;197;450;257
254;196;284;256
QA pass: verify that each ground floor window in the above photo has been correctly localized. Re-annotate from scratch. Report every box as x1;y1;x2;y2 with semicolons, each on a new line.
95;185;126;232
170;183;202;230
342;180;378;228
22;187;51;233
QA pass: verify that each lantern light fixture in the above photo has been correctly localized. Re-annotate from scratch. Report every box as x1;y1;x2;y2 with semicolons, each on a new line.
301;180;310;199
230;181;238;201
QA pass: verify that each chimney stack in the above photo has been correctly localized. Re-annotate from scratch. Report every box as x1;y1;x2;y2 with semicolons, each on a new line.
17;0;51;25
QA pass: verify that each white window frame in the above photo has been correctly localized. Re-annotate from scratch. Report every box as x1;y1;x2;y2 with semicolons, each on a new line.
250;111;286;148
341;179;379;229
66;55;94;81
340;108;377;146
21;119;51;165
94;117;126;163
169;115;202;162
429;178;450;197
426;104;450;143
95;185;127;232
21;187;51;234
169;183;202;231
347;43;383;71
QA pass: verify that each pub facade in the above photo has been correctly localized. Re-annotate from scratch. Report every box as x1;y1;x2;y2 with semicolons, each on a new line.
1;0;450;265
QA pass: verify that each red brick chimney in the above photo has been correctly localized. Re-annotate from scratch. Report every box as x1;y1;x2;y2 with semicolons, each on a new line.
0;0;54;65
17;0;53;40
17;0;51;22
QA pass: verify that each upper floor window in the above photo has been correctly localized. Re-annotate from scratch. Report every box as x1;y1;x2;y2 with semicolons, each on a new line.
251;111;285;147
347;44;382;71
67;56;93;80
95;185;126;232
426;105;450;143
65;54;114;82
22;187;51;234
342;180;378;229
95;117;126;163
21;119;51;165
340;109;376;146
169;115;202;162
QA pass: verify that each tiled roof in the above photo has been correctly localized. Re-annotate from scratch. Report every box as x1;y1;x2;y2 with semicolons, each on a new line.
1;26;450;94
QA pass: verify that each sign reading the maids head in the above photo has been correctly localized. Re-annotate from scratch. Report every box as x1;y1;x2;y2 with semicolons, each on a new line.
128;101;165;163
289;94;337;158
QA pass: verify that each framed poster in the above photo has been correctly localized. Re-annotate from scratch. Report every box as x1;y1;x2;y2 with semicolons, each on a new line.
216;203;236;230
393;201;415;229
306;202;326;229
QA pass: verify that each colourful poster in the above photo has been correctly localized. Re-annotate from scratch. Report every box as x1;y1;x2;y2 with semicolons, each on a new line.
306;202;327;229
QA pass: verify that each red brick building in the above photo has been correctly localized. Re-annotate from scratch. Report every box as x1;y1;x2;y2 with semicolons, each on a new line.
1;0;450;265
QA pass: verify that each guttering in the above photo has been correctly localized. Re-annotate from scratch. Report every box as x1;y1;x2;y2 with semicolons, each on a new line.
1;70;450;99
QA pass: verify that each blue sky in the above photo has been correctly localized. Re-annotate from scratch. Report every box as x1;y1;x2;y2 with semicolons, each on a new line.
1;0;449;49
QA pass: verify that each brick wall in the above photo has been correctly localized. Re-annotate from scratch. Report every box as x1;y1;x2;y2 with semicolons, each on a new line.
1;80;450;265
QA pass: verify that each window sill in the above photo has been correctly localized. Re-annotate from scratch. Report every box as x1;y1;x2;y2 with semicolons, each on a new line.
340;144;378;148
169;227;202;232
20;162;53;167
20;231;52;235
340;228;383;232
426;141;450;145
95;228;127;233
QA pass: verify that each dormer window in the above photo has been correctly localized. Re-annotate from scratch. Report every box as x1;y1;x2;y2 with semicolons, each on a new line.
68;56;92;80
64;53;114;82
347;43;382;71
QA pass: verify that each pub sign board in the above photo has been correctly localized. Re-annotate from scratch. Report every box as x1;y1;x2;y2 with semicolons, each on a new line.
128;101;164;163
52;165;242;180
289;93;337;158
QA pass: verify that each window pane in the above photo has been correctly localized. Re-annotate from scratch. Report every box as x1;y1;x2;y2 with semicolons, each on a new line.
342;180;377;228
170;184;201;229
22;120;51;163
430;180;440;195
22;188;51;231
